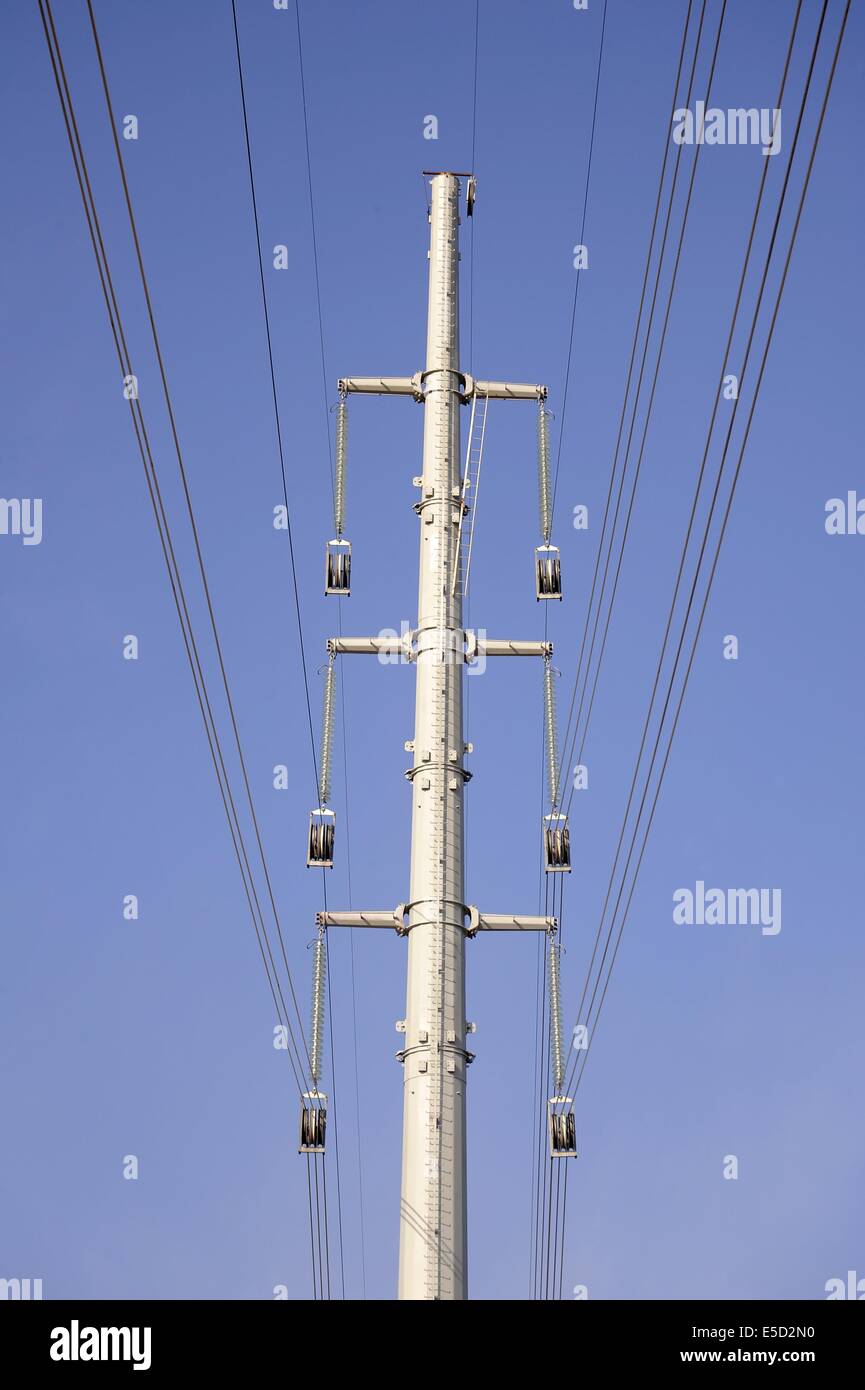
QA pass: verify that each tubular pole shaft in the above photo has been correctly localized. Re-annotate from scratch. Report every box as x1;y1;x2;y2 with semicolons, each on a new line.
398;173;467;1301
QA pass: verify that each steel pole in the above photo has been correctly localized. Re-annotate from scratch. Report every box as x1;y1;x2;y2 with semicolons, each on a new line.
398;172;467;1300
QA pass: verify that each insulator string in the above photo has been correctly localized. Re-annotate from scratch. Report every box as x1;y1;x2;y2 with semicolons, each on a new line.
319;655;336;808
548;938;564;1095
537;400;552;545
309;934;328;1085
543;657;560;810
334;397;348;538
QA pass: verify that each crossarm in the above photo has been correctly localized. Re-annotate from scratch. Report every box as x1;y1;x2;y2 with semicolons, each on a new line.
329;632;551;662
338;376;421;399
466;633;552;660
470;380;547;401
317;907;557;936
472;913;556;933
327;634;410;658
337;374;547;405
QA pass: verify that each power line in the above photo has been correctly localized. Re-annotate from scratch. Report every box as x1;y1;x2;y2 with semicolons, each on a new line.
550;0;609;519
527;935;544;1293
566;0;826;1094
305;1154;319;1300
560;0;728;806
468;0;480;373
40;0;324;1291
533;877;552;1298
86;2;331;1285
230;0;349;1295
557;1160;569;1301
533;0;699;1300
530;685;555;1297
549;876;568;1300
293;0;335;500
565;0;807;1081
324;933;346;1299
528;720;548;1295
84;0;316;1087
550;876;568;1299
529;1;608;1296
289;0;357;1299
312;1147;326;1299
564;0;847;1102
571;0;842;1098
38;0;314;1102
554;0;697;798
228;0;322;817
40;0;323;1297
42;0;847;1303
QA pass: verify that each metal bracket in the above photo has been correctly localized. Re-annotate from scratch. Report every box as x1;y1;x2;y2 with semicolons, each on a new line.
405;761;472;784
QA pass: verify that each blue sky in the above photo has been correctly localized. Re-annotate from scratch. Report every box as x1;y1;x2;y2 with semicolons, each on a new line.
1;0;862;1300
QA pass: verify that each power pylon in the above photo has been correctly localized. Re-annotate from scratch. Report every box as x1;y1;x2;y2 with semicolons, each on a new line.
304;172;574;1300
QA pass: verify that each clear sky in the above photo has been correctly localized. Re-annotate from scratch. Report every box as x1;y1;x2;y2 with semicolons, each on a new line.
1;0;862;1301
